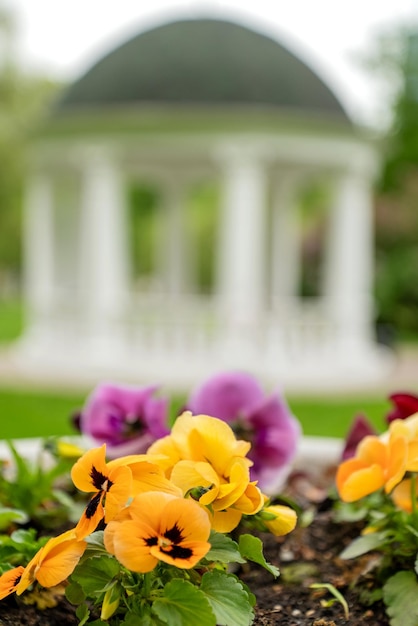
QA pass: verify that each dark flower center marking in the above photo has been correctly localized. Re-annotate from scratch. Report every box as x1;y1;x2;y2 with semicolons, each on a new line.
144;535;158;547
85;491;103;519
90;466;111;491
160;545;193;560
163;523;184;544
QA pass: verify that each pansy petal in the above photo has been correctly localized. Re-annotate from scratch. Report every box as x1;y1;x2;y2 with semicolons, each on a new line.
151;539;210;569
170;460;219;502
75;495;105;539
337;464;385;502
0;566;25;600
17;530;86;592
71;445;108;493
161;498;211;543
187;371;265;421
233;482;264;515
112;519;159;573
385;434;407;493
210;508;243;533
356;436;387;466
104;465;132;521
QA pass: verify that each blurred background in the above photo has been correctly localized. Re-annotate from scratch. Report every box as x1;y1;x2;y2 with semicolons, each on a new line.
1;0;418;439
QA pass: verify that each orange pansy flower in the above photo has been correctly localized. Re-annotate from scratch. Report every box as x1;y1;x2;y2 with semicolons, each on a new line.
0;566;25;600
71;445;132;538
391;476;418;513
105;491;211;573
15;529;86;595
336;433;407;502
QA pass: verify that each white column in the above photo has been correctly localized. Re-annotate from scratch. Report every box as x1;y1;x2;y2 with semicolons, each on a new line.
323;169;374;355
158;178;191;297
270;172;301;307
216;152;267;324
78;150;130;349
23;172;56;319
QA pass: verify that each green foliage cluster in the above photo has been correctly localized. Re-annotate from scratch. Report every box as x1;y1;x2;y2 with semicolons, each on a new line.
335;488;418;626
0;4;62;288
65;531;275;625
371;28;418;339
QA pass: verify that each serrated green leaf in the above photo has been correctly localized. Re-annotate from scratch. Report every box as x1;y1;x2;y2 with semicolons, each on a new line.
339;532;386;560
205;531;246;564
383;571;418;626
200;570;253;626
152;578;216;626
238;534;279;577
71;555;120;596
65;580;86;605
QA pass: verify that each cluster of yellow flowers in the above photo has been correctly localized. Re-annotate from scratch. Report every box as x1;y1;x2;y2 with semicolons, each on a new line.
0;412;297;601
336;412;418;510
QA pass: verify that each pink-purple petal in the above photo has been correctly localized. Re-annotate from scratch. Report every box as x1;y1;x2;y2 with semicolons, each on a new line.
78;382;169;456
187;371;265;422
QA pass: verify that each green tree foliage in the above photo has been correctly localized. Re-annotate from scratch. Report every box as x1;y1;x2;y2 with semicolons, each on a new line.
366;26;418;338
0;3;62;290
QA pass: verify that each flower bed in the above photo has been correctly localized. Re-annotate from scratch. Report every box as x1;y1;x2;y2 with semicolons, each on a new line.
0;377;417;625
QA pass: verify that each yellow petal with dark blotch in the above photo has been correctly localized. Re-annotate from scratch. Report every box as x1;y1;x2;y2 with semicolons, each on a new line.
71;445;107;493
161;497;211;543
0;566;25;600
112;519;159;573
151;539;211;569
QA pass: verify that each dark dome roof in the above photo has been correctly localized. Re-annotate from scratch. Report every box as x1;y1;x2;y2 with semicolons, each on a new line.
57;17;349;122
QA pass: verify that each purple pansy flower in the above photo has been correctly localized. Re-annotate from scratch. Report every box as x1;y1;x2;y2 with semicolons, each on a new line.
386;392;418;423
77;382;170;458
187;371;301;494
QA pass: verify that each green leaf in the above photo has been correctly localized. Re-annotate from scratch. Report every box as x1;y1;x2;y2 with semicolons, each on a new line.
205;531;246;564
383;571;418;626
71;555;120;596
0;508;28;531
238;534;279;577
76;603;90;626
152;579;216;626
310;583;349;619
339;532;387;559
65;580;86;605
200;570;254;626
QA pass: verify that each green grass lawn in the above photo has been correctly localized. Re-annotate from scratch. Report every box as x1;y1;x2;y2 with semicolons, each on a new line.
288;395;391;438
0;386;391;441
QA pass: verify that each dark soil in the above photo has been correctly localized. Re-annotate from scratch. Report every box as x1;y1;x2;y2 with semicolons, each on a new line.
0;471;390;625
243;509;389;625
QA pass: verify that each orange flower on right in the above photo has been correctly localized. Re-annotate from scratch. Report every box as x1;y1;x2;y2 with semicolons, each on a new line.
336;431;408;502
